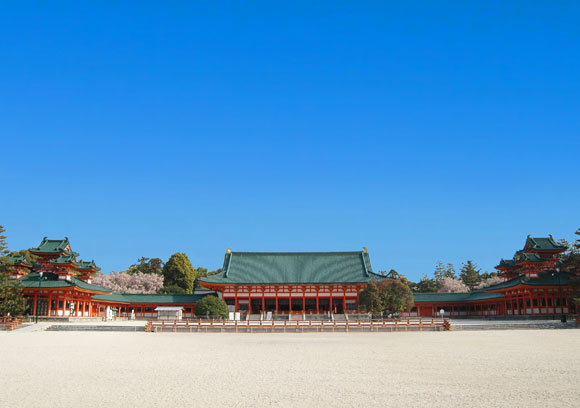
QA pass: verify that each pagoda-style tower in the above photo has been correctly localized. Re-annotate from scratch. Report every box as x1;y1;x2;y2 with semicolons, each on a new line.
29;237;80;280
496;235;567;279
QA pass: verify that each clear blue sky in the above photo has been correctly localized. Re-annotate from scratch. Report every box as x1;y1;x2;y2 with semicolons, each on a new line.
1;2;579;281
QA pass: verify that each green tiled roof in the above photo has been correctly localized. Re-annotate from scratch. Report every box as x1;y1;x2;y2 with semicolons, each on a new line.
19;273;111;293
77;260;101;271
413;292;504;303
200;251;379;285
29;237;74;254
516;253;545;263
8;255;32;266
496;259;517;268
525;236;567;252
91;293;209;304
483;271;571;291
49;255;80;266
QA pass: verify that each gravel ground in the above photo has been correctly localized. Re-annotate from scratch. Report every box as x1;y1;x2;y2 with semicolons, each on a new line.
1;330;579;407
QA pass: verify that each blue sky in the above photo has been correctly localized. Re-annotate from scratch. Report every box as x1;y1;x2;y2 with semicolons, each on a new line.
1;2;579;281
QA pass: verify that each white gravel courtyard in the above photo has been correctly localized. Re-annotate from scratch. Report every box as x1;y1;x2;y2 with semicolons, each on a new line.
1;329;579;407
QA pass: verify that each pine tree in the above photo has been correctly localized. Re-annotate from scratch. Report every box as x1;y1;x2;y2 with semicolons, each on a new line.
434;261;446;285
444;263;457;279
162;253;196;294
0;226;27;317
459;260;482;290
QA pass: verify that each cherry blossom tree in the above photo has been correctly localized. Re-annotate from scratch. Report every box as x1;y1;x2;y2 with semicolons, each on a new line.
475;276;504;290
437;277;469;293
93;271;163;294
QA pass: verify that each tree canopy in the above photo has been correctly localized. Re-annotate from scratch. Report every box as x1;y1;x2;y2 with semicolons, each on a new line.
437;277;469;293
194;295;228;318
0;226;27;317
127;257;164;275
162;253;196;294
358;278;414;315
459;260;482;290
93;271;163;294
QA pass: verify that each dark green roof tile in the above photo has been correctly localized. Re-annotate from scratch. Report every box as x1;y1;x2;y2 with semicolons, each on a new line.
29;237;73;254
201;251;379;285
525;236;567;252
483;271;571;291
77;260;101;271
19;273;111;293
8;255;32;266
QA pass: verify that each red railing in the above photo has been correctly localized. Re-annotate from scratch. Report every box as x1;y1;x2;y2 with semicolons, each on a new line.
0;317;23;331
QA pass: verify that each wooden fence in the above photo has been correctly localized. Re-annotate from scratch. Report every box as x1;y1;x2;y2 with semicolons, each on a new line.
0;317;23;331
145;318;450;333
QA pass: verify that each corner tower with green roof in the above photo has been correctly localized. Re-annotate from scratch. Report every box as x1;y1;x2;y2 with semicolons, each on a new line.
199;248;382;315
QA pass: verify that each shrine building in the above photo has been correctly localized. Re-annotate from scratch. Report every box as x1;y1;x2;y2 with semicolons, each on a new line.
199;249;382;314
12;238;208;319
7;235;578;320
408;235;573;317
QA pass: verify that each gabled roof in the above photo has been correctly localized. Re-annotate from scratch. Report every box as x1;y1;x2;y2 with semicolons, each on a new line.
19;272;111;293
524;236;567;252
77;260;101;271
8;254;32;266
49;255;80;266
29;237;74;255
496;259;517;269
200;250;380;285
91;293;209;304
516;253;545;263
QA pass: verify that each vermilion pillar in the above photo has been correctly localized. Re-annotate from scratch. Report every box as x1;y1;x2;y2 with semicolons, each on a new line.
316;289;319;314
329;291;333;313
261;287;265;313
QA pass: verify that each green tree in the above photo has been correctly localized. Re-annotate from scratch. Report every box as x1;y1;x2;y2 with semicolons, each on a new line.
162;253;196;294
444;263;457;279
0;226;27;317
358;280;384;314
379;279;414;314
158;284;188;294
127;257;164;275
415;274;438;293
460;260;482;290
194;295;229;318
434;261;446;285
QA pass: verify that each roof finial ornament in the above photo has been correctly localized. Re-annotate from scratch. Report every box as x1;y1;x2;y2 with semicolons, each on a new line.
226;248;231;254
362;246;368;253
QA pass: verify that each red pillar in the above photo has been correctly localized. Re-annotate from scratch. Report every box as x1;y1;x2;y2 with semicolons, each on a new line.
329;289;333;313
47;292;52;317
302;287;306;314
248;288;252;314
289;286;292;314
316;289;319;314
275;288;279;314
235;288;239;312
343;287;347;314
261;286;265;314
33;292;38;316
